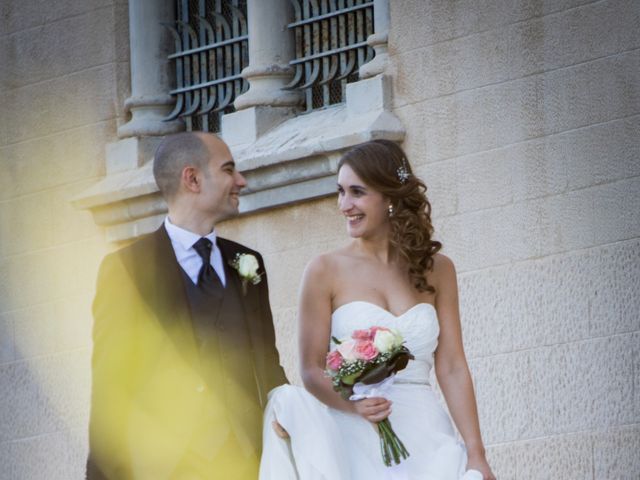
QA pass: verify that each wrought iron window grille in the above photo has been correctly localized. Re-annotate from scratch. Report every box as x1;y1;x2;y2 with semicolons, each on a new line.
286;0;375;112
165;0;249;132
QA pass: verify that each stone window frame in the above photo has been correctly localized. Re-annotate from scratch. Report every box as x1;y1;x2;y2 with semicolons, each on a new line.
73;0;402;243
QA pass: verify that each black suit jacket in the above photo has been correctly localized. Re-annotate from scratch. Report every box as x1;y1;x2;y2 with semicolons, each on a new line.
86;226;286;479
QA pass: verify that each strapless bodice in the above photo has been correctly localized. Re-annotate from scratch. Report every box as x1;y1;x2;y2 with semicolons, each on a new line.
331;301;439;385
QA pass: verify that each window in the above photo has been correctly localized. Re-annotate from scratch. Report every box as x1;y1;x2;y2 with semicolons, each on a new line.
165;0;249;132
286;0;375;112
166;0;376;129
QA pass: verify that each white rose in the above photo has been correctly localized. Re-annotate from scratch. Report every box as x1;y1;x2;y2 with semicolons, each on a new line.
373;329;403;354
237;254;259;279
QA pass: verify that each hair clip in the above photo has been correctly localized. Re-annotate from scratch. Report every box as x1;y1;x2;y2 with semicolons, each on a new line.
396;160;410;184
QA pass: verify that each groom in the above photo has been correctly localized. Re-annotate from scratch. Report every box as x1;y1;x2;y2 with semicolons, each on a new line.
86;132;287;479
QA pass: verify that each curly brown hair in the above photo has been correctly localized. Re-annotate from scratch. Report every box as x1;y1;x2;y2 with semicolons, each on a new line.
338;140;442;293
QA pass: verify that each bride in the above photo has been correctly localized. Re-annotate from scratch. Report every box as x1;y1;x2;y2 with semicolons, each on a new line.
260;140;495;480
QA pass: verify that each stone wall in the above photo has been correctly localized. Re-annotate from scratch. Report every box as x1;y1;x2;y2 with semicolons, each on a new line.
0;1;128;477
0;0;638;478
387;2;640;477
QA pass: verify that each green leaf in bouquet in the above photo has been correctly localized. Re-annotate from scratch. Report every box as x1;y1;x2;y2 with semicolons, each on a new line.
340;371;361;385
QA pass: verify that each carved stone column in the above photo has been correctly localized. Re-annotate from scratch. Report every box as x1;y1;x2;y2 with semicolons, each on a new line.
223;0;301;147
117;0;183;139
359;0;390;79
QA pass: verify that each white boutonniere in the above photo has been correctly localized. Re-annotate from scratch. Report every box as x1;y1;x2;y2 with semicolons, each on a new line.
229;253;262;295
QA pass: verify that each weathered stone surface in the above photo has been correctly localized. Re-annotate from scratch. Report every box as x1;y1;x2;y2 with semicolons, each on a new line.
0;121;112;201
537;188;595;255
564;115;640;191
455;149;514;214
3;65;118;144
593;424;640;479
390;0;597;53
485;443;517;480
0;0;113;35
551;335;635;433
469;348;554;444
439;200;540;271
414;158;457;218
0;428;87;480
458;266;514;358
0;92;8;145
393;0;640;106
263;245;322;312
12;296;92;360
0;315;14;364
435;113;640;213
0;351;90;443
272;307;299;384
591;177;640;245
413;49;639;163
0;7;118;90
632;332;640;424
50;181;102;247
590;240;640;337
514;432;593;479
0;190;54;257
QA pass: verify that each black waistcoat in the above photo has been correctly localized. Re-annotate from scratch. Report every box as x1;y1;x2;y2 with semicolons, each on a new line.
180;266;263;452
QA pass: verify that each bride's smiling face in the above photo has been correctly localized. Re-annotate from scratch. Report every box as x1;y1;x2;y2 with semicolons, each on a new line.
337;164;389;238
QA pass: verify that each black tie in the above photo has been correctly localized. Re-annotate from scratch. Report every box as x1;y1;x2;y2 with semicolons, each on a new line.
193;237;222;291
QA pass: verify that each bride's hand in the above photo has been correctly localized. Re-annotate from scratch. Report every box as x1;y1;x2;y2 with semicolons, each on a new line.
352;397;392;423
466;452;496;480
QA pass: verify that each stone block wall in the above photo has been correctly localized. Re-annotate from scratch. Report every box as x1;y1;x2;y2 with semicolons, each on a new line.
0;1;128;477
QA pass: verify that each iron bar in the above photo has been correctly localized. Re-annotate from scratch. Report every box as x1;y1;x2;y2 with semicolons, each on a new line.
288;0;374;111
287;1;373;28
165;0;248;132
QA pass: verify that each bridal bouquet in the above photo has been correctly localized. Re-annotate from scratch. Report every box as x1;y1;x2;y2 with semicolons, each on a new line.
325;326;414;467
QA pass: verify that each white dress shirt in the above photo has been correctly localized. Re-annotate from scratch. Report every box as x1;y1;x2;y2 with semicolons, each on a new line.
164;217;227;287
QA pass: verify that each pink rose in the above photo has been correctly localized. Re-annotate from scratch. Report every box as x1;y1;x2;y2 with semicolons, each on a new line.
326;350;344;371
352;329;374;341
353;340;379;361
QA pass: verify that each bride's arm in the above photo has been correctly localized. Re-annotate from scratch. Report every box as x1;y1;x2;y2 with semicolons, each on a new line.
432;254;495;480
298;256;391;421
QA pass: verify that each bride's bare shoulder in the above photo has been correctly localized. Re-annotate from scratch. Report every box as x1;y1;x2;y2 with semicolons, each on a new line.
430;253;458;290
304;246;353;280
432;253;456;273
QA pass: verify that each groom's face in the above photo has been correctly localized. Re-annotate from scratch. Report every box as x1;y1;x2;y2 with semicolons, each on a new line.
197;134;247;222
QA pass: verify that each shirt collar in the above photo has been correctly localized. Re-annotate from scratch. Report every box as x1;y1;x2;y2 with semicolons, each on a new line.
164;217;218;251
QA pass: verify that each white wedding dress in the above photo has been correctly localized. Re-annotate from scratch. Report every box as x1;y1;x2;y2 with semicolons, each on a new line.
260;301;483;480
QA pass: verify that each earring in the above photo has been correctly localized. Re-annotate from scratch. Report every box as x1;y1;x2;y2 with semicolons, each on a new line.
388;204;394;217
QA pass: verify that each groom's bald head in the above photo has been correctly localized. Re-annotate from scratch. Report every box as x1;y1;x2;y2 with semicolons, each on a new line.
153;132;213;200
